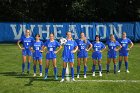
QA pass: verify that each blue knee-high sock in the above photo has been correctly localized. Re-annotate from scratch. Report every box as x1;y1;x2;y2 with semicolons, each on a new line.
71;67;74;78
99;64;102;72
106;64;110;72
27;62;30;71
33;65;36;73
114;64;116;72
77;66;80;75
45;68;48;76
54;67;57;76
118;61;122;70
84;66;87;75
92;65;96;72
22;63;25;72
39;65;42;73
62;68;66;79
125;62;128;70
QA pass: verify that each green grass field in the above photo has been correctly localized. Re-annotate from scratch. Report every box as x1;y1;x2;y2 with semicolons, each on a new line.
0;44;140;93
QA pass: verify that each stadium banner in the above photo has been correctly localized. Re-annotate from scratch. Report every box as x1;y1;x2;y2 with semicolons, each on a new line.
0;22;139;42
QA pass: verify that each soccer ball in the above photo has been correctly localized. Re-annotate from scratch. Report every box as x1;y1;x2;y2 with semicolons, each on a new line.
60;38;67;45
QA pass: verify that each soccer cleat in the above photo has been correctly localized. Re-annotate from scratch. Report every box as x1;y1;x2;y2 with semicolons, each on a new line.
33;73;36;77
77;75;79;78
84;75;87;78
21;72;24;75
60;79;65;82
99;72;102;77
118;70;120;73
92;72;95;76
55;76;58;80
126;70;129;73
71;78;76;82
44;75;48;80
40;73;42;77
27;71;29;74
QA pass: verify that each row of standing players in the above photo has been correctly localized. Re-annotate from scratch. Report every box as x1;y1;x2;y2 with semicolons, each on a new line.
17;30;134;82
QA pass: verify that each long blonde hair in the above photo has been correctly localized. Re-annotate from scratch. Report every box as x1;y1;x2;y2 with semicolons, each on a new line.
110;34;116;42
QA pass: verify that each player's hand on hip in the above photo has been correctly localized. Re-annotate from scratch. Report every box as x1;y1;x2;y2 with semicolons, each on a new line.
85;49;89;51
21;47;25;50
54;51;58;54
127;48;130;51
71;50;76;53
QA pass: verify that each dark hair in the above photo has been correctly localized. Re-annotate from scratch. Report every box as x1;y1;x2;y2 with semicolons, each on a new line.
35;34;40;37
95;35;100;41
49;33;54;36
66;31;71;35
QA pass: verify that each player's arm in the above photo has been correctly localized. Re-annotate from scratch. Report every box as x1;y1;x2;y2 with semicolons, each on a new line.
128;42;134;50
86;43;92;51
17;40;24;50
54;45;62;54
72;46;78;53
100;46;106;52
115;45;122;51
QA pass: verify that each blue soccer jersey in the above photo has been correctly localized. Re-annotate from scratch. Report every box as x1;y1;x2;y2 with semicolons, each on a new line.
20;36;34;56
76;39;91;58
20;36;34;49
44;40;60;59
119;38;132;56
106;40;121;58
32;41;43;60
62;39;77;60
92;41;105;60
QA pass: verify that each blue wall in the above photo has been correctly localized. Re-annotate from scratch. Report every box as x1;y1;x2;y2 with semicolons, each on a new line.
0;22;140;42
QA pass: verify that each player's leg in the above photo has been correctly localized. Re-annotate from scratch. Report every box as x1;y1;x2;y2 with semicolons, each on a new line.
27;56;31;74
52;58;58;80
33;59;37;77
70;61;75;81
113;58;117;74
118;56;123;72
124;56;129;73
92;59;96;76
27;49;32;74
106;58;111;73
44;59;50;79
98;60;102;76
60;62;67;82
83;58;87;78
77;58;81;78
22;55;26;74
38;59;43;76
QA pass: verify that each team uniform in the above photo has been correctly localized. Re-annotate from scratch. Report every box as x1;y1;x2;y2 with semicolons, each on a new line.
92;41;105;73
32;41;43;74
19;36;34;73
76;39;91;76
44;39;61;79
118;38;132;71
106;40;121;73
61;39;78;79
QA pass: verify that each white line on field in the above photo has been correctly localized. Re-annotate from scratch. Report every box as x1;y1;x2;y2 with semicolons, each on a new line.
76;80;140;83
66;63;70;81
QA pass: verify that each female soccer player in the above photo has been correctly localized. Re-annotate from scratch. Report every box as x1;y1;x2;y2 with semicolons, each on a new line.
106;34;122;74
76;32;92;78
43;33;62;80
60;31;78;82
92;35;106;76
30;34;43;77
17;30;34;74
118;32;134;73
